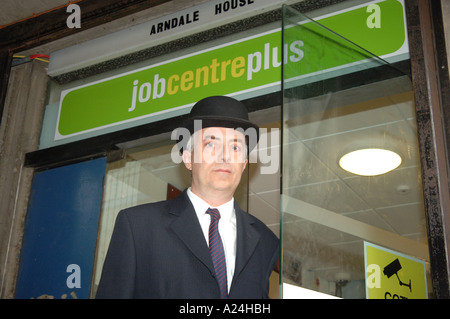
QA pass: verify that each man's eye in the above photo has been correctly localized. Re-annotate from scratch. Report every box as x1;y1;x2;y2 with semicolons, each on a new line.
231;144;241;152
205;141;215;148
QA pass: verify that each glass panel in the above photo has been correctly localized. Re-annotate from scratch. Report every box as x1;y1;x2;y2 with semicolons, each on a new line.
281;5;431;299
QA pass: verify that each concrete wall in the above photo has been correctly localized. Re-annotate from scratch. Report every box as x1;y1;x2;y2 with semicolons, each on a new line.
0;61;47;298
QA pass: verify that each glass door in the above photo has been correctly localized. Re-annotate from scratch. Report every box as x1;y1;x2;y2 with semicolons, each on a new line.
281;5;431;299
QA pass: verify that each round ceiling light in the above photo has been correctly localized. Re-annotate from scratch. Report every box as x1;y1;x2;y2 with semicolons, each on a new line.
339;148;402;176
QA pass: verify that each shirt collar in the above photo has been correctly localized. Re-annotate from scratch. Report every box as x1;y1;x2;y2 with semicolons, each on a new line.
187;187;234;222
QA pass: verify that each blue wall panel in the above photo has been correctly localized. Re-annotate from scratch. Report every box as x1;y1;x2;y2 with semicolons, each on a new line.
15;157;106;299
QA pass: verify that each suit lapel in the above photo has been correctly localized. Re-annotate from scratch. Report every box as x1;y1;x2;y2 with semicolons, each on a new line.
232;202;261;286
168;192;261;290
168;191;216;276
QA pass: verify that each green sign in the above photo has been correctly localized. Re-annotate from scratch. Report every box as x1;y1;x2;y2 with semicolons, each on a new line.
365;242;428;299
56;0;406;140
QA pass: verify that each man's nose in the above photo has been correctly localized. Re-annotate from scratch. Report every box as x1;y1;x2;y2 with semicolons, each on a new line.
218;144;231;163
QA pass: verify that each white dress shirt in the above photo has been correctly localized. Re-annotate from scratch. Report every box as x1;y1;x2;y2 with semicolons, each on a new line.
186;187;236;292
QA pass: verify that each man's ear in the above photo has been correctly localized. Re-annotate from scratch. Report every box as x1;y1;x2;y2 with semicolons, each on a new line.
182;150;192;170
241;159;248;173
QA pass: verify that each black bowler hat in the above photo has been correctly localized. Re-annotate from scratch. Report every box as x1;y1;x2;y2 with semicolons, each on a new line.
178;96;259;152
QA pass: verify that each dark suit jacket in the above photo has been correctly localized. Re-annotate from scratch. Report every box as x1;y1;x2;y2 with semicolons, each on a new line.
96;190;279;299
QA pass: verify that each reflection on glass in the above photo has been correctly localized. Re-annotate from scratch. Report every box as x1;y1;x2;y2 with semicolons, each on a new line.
281;5;430;299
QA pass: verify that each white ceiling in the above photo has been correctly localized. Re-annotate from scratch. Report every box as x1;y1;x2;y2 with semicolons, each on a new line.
280;77;428;286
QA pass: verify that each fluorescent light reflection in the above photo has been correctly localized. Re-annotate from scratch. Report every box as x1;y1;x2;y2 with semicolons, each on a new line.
339;148;402;176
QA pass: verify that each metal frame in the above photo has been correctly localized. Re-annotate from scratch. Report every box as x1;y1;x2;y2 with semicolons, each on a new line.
406;0;450;298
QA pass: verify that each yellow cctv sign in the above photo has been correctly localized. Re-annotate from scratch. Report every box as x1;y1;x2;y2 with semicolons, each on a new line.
364;242;427;299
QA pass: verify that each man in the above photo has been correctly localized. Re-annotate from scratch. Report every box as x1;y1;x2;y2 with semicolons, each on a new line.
96;96;279;298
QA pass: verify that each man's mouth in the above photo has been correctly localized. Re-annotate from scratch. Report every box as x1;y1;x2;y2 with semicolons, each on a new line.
214;167;231;173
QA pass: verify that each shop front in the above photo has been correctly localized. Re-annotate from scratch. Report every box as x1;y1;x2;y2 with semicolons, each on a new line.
0;0;449;299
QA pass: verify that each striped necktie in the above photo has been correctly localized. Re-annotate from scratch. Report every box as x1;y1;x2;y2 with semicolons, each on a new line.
206;208;228;299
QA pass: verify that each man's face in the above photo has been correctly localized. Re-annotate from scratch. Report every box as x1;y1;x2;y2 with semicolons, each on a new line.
182;127;248;201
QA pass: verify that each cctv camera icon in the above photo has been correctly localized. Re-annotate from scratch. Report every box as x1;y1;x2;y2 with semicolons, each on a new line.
383;258;412;292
